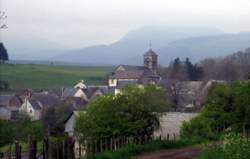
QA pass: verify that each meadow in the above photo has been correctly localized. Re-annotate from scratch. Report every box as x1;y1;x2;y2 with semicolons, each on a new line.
0;63;114;90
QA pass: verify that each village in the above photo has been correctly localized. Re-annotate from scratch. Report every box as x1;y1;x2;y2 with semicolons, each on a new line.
0;48;228;158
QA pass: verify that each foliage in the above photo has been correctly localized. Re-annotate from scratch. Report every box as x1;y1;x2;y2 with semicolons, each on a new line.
180;116;217;142
168;57;203;81
90;139;196;159
200;47;250;81
0;43;8;62
41;101;74;135
181;81;250;141
75;85;169;142
0;113;43;146
0;63;113;90
0;141;43;153
196;133;250;159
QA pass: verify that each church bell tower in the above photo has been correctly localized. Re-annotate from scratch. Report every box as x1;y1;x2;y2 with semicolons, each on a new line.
144;48;158;74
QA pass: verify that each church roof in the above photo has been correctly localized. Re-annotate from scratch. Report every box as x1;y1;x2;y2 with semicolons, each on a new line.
110;70;145;79
144;49;157;56
115;65;145;71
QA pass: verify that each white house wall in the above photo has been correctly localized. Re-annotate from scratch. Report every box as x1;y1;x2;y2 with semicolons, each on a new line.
154;112;198;140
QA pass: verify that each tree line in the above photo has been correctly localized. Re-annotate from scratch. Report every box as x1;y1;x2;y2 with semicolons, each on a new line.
162;47;250;82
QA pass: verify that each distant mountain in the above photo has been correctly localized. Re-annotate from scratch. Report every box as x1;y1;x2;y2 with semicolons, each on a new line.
55;26;224;65
157;32;250;64
4;26;250;66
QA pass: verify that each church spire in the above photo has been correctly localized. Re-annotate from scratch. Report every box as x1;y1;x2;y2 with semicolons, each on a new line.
149;40;152;50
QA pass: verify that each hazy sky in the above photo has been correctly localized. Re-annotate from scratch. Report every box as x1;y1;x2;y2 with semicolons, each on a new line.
2;0;250;48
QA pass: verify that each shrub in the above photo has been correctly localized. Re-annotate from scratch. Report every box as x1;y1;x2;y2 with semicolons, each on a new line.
197;133;250;159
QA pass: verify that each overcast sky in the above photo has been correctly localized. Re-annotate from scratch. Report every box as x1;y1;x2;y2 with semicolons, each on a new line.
1;0;250;48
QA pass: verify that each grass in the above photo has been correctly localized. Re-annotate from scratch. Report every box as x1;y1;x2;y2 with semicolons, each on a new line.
0;63;114;90
89;139;198;159
0;141;43;153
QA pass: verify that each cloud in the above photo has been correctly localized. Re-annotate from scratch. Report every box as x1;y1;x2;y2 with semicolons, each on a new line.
2;0;250;48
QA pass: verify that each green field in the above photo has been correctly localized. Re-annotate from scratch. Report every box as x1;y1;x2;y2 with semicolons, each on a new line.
0;63;114;90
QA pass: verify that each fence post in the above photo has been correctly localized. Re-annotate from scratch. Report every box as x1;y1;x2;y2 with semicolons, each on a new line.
28;136;37;159
7;144;12;159
15;141;20;159
43;136;49;159
100;140;103;152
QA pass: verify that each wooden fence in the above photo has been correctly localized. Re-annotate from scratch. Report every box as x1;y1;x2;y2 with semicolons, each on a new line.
77;133;177;159
0;133;177;159
0;135;74;159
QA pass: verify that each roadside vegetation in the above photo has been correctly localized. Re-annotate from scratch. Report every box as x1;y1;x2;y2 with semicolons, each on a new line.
90;139;197;159
0;113;43;147
196;133;250;159
180;81;250;158
0;63;113;90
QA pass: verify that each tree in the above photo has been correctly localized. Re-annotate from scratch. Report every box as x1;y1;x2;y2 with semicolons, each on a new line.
75;84;169;142
169;57;188;80
180;81;250;140
0;43;8;62
41;101;75;135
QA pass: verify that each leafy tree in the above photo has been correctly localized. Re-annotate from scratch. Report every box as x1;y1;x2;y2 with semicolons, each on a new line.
181;81;250;140
75;85;169;142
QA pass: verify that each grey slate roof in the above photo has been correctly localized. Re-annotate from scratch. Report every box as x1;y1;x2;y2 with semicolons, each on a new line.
0;95;22;108
116;80;138;89
29;99;42;110
30;93;59;108
110;70;145;79
0;95;13;106
63;97;88;110
115;65;146;71
62;88;79;98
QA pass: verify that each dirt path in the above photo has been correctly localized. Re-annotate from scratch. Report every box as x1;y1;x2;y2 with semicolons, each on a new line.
136;146;202;159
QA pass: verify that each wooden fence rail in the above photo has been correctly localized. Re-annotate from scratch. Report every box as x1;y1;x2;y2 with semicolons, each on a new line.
0;133;177;159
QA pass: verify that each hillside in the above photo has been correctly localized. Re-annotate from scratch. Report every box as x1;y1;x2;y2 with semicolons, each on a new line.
0;64;113;90
55;26;224;65
4;26;250;65
55;28;250;65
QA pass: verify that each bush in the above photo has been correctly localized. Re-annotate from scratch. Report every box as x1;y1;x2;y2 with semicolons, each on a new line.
0;115;43;147
180;116;220;142
197;133;250;159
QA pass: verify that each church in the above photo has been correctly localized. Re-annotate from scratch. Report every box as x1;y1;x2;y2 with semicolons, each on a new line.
108;49;161;91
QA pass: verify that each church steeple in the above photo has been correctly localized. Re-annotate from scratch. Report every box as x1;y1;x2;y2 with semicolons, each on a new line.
144;46;158;73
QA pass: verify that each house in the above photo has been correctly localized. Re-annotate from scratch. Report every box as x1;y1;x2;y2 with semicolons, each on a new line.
0;95;23;120
20;93;59;120
63;97;88;110
64;111;86;157
74;80;87;89
108;49;161;92
162;80;227;112
0;106;18;120
62;88;88;101
0;94;23;109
